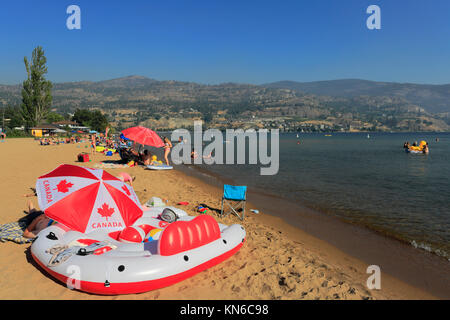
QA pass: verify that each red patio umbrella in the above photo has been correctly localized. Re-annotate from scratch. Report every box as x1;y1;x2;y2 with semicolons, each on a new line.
36;164;143;233
121;126;164;148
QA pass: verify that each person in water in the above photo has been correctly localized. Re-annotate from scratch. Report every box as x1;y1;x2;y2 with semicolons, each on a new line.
191;148;212;160
191;148;198;160
423;143;429;154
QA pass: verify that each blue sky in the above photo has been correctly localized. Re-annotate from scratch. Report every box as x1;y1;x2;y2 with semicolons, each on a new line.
0;0;449;85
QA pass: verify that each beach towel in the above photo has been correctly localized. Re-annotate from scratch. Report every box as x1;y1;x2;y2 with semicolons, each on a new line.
0;221;33;244
94;163;128;169
0;210;43;244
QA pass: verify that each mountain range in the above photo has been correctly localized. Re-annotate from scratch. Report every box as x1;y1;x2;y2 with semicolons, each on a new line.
1;75;449;131
263;79;450;114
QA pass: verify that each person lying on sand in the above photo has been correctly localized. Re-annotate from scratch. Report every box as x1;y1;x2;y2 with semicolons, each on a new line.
22;200;53;239
0;200;54;243
23;187;37;198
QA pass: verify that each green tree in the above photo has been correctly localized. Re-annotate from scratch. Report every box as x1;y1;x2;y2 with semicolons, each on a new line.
72;108;109;132
21;46;53;128
202;110;213;123
89;110;109;132
2;106;24;129
72;108;92;125
46;112;64;124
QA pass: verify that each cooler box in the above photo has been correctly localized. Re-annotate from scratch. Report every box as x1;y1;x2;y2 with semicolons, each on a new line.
78;153;90;162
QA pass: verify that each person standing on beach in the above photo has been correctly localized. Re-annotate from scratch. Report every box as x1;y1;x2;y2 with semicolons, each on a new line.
163;137;172;166
91;134;96;155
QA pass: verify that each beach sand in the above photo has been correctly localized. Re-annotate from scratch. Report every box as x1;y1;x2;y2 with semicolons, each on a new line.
0;138;437;300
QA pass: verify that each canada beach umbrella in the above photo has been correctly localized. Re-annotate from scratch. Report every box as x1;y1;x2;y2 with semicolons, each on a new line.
36;164;143;233
121;126;164;148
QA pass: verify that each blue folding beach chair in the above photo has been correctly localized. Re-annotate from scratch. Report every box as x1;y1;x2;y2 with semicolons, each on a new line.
220;184;247;220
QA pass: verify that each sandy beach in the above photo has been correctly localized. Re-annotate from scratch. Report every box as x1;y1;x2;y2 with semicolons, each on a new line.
0;138;438;300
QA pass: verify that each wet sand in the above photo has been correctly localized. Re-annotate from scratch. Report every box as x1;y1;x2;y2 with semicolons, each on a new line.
0;138;441;299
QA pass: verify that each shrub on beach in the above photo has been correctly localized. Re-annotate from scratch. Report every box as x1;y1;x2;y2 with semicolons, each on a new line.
4;129;32;138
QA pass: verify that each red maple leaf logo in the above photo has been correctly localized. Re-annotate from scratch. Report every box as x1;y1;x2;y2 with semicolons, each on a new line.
121;185;131;196
55;180;74;193
97;203;114;221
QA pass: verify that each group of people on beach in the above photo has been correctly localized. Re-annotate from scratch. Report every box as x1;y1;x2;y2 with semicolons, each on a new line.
118;136;173;166
39;136;84;145
0;131;178;244
89;134;119;154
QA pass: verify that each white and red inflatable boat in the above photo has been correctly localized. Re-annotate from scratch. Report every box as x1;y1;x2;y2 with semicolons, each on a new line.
31;164;245;295
31;209;245;295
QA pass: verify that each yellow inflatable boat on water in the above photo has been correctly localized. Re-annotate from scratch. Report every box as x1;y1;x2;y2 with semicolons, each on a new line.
406;141;428;154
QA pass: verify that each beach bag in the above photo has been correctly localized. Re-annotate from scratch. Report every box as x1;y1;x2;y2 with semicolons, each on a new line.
78;153;90;162
106;151;113;156
145;197;165;207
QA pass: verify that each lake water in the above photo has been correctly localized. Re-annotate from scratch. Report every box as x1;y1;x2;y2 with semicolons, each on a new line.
187;132;450;261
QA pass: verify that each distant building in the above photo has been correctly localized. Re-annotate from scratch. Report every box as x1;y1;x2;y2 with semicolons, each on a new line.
53;120;90;132
53;120;78;127
30;124;60;137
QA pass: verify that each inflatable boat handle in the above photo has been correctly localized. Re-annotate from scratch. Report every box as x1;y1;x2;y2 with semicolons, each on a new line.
77;248;88;256
46;232;58;240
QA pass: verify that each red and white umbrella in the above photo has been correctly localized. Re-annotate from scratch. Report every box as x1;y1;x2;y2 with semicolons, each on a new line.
36;164;143;233
121;126;165;147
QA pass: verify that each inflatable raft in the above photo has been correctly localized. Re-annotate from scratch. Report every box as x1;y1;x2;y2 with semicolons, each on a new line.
406;148;423;154
146;164;173;170
31;209;245;295
406;140;428;154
